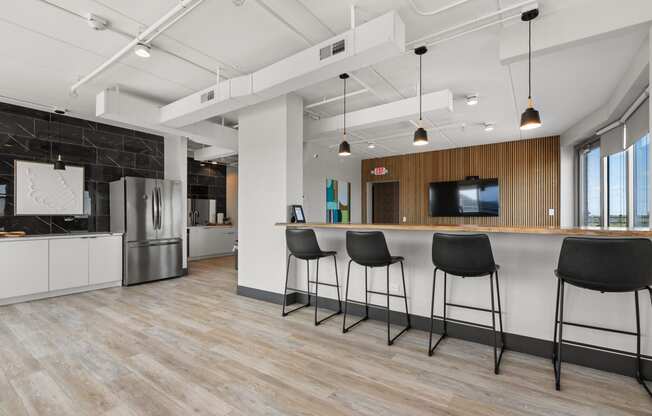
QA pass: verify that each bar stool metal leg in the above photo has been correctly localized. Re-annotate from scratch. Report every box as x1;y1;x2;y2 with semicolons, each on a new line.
635;291;652;397
495;270;506;348
282;254;310;317
385;261;410;345
334;255;342;313
489;273;502;374
400;261;411;329
429;268;447;356
552;278;561;365
314;256;343;326
554;280;565;391
343;260;369;333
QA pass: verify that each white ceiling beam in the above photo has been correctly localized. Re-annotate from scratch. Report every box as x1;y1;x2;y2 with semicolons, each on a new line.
96;87;237;150
499;0;652;64
304;89;453;140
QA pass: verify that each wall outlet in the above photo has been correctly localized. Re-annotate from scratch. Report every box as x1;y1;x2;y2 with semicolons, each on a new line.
548;208;555;216
402;216;407;223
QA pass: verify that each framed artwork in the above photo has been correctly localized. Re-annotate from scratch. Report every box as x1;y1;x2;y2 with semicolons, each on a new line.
14;160;84;215
326;178;350;223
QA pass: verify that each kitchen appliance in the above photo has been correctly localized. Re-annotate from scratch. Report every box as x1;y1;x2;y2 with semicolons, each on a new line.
110;177;183;285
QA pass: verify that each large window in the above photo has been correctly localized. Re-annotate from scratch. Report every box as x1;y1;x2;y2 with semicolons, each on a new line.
580;146;601;226
607;151;627;227
633;135;649;227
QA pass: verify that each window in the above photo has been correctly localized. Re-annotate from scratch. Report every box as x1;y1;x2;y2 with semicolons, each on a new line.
580;146;601;226
607;151;627;227
633;134;649;227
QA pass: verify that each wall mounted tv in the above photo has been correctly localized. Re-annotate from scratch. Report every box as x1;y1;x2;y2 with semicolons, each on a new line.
428;178;499;217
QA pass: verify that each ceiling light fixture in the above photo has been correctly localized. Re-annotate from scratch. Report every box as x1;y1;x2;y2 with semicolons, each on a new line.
53;154;66;171
483;122;495;132
134;42;151;58
338;73;351;156
466;94;479;106
413;46;429;146
520;8;542;130
367;143;376;149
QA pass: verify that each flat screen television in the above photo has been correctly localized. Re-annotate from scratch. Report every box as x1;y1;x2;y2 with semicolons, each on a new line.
428;178;499;217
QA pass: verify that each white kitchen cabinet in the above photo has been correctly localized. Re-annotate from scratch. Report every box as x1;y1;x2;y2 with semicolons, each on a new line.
89;236;122;285
0;240;49;299
49;238;90;291
189;226;236;259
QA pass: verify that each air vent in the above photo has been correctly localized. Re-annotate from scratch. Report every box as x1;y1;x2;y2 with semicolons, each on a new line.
332;39;345;55
319;39;346;61
200;90;215;103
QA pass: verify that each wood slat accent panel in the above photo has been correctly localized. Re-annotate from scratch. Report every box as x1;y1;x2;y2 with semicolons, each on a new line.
361;136;560;227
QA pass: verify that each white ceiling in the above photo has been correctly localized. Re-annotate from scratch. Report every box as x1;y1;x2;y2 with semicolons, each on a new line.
0;0;649;159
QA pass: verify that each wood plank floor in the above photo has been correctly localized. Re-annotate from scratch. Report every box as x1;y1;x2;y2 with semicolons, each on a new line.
0;256;650;415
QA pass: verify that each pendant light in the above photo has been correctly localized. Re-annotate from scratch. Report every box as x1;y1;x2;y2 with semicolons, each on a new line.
413;46;428;146
50;112;66;170
520;8;542;130
338;73;351;156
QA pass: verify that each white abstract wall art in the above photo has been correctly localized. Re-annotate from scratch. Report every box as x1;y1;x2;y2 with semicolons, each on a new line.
15;160;84;215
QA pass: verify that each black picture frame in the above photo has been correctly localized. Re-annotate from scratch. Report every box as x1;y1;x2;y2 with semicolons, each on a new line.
291;205;306;223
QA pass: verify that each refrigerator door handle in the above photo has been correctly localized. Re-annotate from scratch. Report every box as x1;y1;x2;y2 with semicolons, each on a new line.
156;186;162;230
151;189;157;230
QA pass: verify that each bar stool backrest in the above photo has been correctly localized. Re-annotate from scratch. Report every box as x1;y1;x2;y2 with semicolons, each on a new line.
557;237;652;292
432;233;496;276
346;231;392;267
286;229;322;259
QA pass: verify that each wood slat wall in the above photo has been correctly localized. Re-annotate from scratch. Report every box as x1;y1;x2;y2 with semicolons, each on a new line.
361;136;560;227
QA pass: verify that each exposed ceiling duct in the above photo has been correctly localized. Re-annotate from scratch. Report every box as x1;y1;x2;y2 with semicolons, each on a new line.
158;11;406;128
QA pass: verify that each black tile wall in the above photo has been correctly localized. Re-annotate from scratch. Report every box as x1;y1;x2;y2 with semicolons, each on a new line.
0;102;164;234
187;158;226;215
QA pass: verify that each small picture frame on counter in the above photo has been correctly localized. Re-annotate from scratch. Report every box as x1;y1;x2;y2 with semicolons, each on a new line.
290;205;306;223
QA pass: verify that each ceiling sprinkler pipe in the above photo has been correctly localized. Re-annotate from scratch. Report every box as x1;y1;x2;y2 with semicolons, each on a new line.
409;0;473;17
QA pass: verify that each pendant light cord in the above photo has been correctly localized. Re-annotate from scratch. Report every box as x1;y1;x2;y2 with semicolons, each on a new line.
343;76;347;136
528;20;532;99
419;53;423;121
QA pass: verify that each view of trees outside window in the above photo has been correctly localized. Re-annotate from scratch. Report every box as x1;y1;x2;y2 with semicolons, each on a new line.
608;151;627;227
633;134;649;227
582;147;601;226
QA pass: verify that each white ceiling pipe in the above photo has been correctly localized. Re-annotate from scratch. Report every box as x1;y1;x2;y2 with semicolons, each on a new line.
305;89;368;109
70;0;203;95
425;14;521;48
409;0;474;17
407;0;537;47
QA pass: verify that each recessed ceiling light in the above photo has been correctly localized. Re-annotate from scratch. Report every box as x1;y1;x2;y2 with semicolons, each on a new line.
211;161;218;165
134;43;151;58
483;122;495;132
367;143;376;149
466;94;479;106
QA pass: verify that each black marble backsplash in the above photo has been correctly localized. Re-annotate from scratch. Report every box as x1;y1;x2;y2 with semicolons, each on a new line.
0;102;164;234
188;158;226;215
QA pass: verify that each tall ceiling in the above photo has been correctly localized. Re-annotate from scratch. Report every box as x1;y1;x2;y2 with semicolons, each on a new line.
0;0;649;159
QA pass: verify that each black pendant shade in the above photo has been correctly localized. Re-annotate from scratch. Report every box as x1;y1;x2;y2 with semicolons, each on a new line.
338;139;351;156
413;46;429;146
338;73;351;156
53;154;66;170
520;9;542;130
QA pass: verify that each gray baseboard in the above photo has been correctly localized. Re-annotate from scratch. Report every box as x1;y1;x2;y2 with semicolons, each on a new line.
236;285;651;381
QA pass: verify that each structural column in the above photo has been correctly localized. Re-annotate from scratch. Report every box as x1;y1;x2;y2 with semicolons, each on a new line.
164;135;189;270
237;94;304;295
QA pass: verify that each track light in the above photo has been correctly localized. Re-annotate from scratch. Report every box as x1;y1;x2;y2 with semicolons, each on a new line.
413;46;429;146
466;94;479;106
520;8;542;130
338;73;351;156
53;154;66;171
134;42;151;58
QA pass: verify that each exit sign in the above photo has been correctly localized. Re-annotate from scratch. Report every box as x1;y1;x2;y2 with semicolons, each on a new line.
371;167;388;176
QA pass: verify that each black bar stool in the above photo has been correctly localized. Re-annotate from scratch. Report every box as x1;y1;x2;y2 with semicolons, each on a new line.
553;237;652;397
429;233;505;374
282;229;342;325
342;231;410;345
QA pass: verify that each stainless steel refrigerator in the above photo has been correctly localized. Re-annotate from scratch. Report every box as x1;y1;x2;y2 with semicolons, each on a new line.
110;177;183;286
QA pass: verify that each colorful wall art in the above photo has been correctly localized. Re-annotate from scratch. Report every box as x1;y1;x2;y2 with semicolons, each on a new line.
326;178;351;223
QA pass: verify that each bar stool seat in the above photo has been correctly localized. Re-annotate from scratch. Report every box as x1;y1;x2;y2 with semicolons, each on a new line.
342;231;411;345
552;237;652;397
429;233;506;374
282;229;342;326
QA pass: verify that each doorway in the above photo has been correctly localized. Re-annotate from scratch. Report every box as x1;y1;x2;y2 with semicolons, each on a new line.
371;181;400;224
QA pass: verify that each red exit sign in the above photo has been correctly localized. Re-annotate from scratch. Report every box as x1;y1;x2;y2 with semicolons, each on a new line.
371;167;388;176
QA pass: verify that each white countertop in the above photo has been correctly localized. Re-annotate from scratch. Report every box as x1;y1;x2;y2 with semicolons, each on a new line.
0;232;123;242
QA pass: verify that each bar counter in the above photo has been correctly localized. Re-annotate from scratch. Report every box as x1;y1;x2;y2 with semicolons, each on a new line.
275;222;652;361
278;222;652;237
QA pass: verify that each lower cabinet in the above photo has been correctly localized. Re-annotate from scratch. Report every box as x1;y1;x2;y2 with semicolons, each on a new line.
189;227;236;259
49;238;90;291
0;234;123;305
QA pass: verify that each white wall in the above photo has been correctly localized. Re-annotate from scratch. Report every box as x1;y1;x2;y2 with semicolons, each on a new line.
238;94;303;294
164;135;188;269
302;141;362;224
